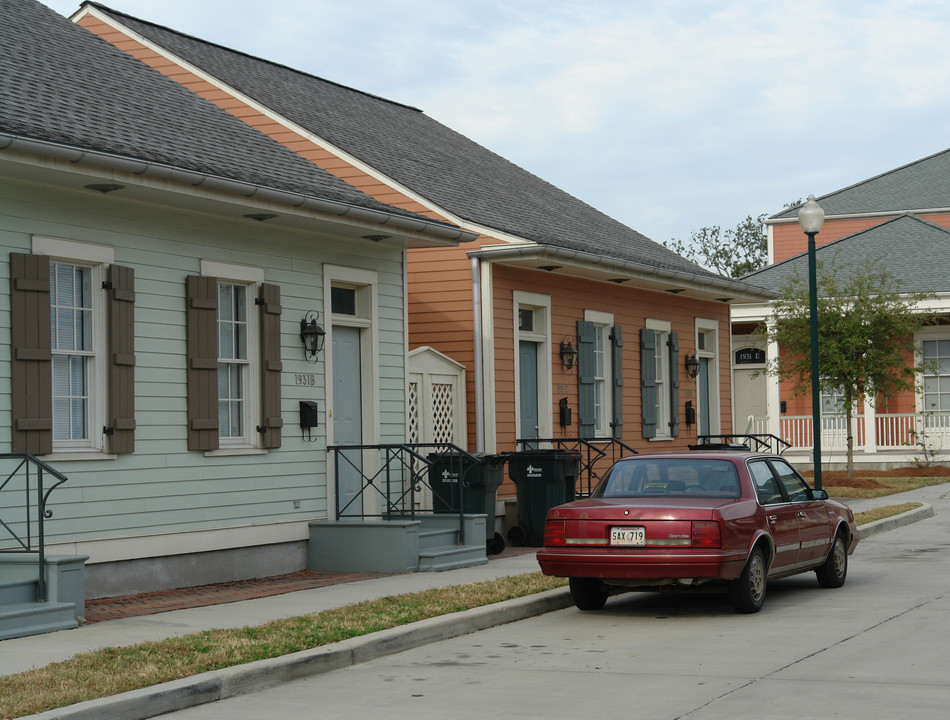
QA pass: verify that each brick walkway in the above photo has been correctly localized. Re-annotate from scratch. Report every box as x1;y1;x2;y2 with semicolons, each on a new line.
83;569;385;623
83;546;537;623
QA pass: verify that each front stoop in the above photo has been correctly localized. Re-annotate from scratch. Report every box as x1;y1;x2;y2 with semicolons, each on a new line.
0;554;88;640
0;601;78;641
308;514;488;574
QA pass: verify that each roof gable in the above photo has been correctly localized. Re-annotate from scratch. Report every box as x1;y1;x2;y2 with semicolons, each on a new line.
772;147;950;220
1;0;455;230
85;2;734;283
743;213;950;294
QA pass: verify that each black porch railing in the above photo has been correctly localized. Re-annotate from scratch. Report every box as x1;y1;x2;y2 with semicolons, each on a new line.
515;437;638;497
0;453;69;602
327;443;489;544
694;434;791;455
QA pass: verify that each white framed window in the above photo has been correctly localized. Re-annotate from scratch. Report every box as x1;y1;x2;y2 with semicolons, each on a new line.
647;318;671;439
34;237;114;454
202;261;262;448
585;310;614;437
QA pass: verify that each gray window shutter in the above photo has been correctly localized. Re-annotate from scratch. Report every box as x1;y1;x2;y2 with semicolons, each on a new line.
9;253;52;455
576;320;596;438
107;264;136;454
610;325;624;439
258;283;283;449
186;275;219;451
640;328;657;439
668;331;680;438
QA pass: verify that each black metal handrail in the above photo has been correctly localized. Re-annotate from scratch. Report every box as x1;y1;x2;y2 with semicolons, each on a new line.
515;437;638;496
327;443;486;544
0;453;69;602
694;434;792;455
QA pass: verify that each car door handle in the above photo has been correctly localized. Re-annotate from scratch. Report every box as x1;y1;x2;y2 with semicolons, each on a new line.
798;512;807;519
768;515;777;524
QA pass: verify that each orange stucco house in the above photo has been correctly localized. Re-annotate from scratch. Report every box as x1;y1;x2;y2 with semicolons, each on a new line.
732;148;950;470
70;2;772;514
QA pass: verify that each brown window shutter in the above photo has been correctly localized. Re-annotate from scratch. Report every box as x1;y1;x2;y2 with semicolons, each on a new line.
107;264;136;454
186;275;219;451
9;253;52;455
258;283;283;449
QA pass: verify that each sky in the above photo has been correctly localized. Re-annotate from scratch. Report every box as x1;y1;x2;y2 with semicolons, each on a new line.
40;0;950;250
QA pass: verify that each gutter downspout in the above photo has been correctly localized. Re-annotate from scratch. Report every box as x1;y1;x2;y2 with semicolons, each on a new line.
471;256;485;452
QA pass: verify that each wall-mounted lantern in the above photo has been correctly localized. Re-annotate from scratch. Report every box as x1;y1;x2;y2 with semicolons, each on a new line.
300;311;326;363
560;339;579;370
685;351;700;379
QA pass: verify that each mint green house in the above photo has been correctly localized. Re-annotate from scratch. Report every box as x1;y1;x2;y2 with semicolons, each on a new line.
0;0;474;639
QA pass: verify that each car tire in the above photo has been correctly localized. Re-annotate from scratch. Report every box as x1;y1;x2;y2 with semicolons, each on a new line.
569;577;609;611
816;533;848;588
729;547;767;614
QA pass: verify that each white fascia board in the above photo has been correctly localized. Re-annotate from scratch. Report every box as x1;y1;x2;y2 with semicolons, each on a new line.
77;6;473;231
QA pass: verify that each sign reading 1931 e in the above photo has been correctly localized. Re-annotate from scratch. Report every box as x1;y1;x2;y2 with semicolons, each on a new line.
735;348;766;365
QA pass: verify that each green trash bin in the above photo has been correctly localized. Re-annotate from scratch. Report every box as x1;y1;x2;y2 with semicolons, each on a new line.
506;450;580;547
427;453;508;554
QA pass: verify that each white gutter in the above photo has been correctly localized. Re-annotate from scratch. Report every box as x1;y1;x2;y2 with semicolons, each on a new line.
468;244;776;301
0;132;478;243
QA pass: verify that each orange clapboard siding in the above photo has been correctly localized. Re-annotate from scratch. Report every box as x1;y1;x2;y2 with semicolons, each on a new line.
772;217;890;262
78;15;447;219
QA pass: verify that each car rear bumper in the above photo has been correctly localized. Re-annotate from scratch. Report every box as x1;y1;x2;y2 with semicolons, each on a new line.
536;547;748;581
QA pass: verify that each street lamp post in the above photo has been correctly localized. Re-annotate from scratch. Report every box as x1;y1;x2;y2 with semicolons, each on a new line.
798;194;825;490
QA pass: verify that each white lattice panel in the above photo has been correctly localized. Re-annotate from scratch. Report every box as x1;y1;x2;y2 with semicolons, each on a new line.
407;380;420;445
431;382;454;444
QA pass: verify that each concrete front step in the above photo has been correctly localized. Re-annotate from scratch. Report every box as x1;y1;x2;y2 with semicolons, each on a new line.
418;527;459;550
0;576;37;605
418;543;489;572
0;601;78;641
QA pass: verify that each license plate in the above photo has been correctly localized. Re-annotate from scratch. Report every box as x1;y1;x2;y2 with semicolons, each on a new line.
610;526;646;546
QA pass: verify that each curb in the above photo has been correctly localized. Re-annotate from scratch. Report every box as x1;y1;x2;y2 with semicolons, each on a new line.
857;502;935;538
22;587;574;720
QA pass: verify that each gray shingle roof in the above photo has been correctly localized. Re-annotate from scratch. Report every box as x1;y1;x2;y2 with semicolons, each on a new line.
742;214;950;294
87;2;731;282
772;148;950;220
0;0;446;223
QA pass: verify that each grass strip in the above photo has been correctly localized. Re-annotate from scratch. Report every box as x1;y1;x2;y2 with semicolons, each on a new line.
0;572;565;719
853;503;921;526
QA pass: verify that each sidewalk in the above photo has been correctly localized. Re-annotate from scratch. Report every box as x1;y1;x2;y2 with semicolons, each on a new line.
4;484;945;720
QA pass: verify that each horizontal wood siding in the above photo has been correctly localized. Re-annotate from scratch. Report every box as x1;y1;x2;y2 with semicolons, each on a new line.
772;217;890;262
0;178;405;549
489;266;731;495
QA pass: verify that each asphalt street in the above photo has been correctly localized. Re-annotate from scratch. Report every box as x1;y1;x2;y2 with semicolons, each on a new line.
152;489;950;720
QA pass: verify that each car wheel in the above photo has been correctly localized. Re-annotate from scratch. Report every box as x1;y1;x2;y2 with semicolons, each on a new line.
816;533;848;588
569;577;609;611
729;547;767;614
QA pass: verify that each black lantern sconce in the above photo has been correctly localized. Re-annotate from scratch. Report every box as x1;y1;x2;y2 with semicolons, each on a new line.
300;311;326;363
685;352;700;379
560;338;579;371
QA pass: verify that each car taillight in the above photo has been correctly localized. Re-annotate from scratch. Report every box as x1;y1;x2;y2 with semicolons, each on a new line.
543;520;566;547
691;521;721;548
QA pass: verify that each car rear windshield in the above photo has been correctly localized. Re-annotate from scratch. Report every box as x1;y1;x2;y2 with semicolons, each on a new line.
594;459;741;498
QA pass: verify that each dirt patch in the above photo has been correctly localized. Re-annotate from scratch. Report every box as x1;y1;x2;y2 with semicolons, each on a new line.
802;465;950;488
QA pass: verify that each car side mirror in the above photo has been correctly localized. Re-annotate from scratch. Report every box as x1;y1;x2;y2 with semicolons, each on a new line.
812;489;828;500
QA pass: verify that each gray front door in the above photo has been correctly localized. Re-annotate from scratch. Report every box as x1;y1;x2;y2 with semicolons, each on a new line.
519;340;539;442
333;326;362;519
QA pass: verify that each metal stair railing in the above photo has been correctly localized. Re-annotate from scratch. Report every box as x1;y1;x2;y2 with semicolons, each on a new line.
327;443;486;544
694;434;791;455
0;453;69;602
515;437;639;497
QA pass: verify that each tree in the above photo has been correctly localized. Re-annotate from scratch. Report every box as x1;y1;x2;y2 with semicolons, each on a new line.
665;213;767;278
760;258;935;478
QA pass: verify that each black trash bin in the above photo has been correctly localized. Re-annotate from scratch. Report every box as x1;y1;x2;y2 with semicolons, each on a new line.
506;450;580;547
427;453;508;554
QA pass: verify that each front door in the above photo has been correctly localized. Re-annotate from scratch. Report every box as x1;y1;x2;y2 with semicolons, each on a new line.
519;340;540;444
333;325;362;519
698;357;711;436
734;367;767;433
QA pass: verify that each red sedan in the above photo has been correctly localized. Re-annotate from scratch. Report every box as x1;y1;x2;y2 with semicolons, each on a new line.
537;451;859;613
